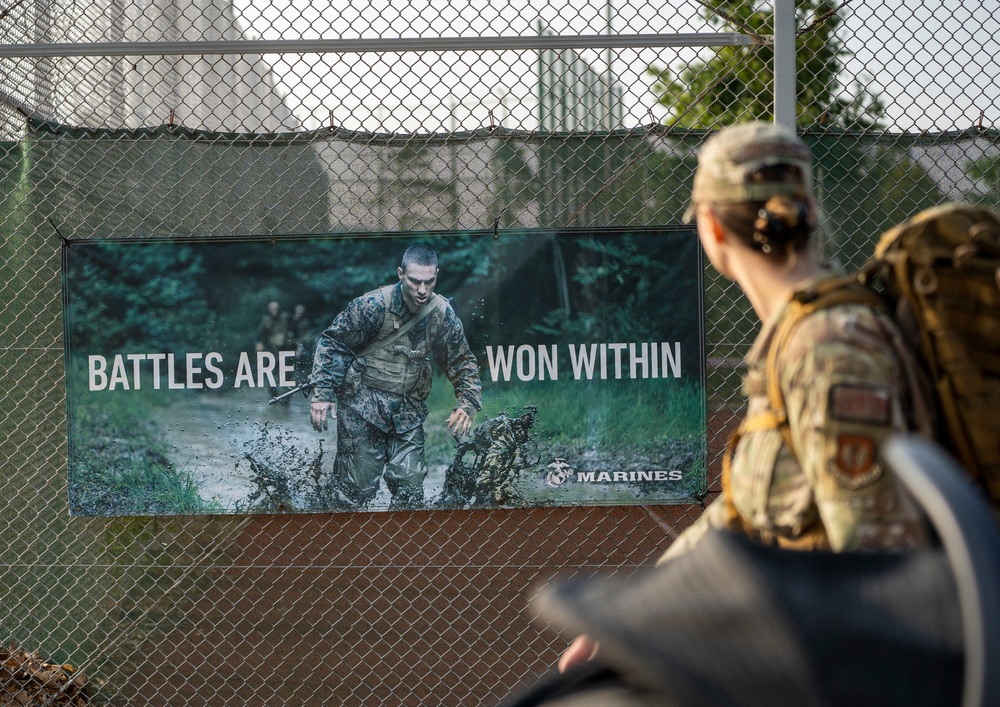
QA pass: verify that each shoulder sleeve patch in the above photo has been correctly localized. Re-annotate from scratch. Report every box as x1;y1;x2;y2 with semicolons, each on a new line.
830;434;882;489
828;384;892;425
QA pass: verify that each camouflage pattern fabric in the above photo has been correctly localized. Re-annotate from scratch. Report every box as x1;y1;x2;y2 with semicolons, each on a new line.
333;403;427;508
660;274;931;563
311;282;482;504
311;283;481;431
257;309;289;350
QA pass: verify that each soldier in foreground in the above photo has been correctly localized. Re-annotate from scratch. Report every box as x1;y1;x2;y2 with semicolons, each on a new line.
558;121;932;672
309;245;482;509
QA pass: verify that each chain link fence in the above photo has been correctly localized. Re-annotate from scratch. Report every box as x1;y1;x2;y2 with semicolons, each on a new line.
1;0;998;703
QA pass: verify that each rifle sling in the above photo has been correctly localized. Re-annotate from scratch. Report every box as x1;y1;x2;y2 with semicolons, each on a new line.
356;289;447;358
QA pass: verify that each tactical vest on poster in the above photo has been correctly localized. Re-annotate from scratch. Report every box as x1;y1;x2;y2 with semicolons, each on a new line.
359;285;446;400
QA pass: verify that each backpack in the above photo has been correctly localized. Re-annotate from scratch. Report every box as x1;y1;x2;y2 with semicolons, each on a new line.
756;204;1000;509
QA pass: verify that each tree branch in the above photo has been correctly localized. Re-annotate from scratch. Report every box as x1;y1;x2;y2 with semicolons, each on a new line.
797;0;855;37
693;0;767;43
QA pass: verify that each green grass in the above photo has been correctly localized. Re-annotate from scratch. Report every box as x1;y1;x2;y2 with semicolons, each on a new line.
424;373;705;461
422;373;708;505
67;386;220;516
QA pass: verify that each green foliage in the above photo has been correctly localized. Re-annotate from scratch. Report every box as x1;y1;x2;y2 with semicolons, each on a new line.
966;154;1000;205
640;0;949;281
648;0;884;129
67;386;214;515
65;242;213;354
423;371;705;462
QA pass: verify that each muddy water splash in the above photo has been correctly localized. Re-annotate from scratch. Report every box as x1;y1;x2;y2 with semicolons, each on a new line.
157;390;453;512
157;391;333;511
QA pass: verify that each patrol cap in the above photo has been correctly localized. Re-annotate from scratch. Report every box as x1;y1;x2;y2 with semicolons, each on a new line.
684;121;813;222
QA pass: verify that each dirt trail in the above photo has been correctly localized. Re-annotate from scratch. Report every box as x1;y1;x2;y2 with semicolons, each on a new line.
157;391;330;510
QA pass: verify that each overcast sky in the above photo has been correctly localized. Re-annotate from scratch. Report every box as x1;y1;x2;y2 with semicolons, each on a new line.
230;0;999;135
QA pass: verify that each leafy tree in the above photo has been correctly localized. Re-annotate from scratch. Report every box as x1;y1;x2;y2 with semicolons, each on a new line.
812;139;947;269
648;0;884;129
965;154;1000;208
64;242;213;354
640;2;953;414
642;1;950;256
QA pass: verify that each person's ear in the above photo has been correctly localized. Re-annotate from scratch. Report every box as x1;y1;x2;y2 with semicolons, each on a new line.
700;205;725;245
713;219;726;246
397;266;405;281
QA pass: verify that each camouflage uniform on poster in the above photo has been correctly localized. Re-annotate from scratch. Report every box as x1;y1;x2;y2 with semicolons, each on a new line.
285;303;315;380
256;301;290;399
309;246;482;509
256;300;289;354
658;274;931;562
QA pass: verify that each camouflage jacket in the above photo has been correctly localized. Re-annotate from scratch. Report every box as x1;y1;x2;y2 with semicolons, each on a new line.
310;282;482;434
660;273;931;563
257;311;288;350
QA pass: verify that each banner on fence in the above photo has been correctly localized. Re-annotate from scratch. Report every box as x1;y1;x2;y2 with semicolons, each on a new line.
63;228;706;516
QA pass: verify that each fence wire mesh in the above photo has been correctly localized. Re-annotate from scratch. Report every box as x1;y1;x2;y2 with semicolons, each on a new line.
1;0;998;704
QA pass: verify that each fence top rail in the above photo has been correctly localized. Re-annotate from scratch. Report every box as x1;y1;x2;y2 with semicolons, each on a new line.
0;33;762;58
9;113;997;144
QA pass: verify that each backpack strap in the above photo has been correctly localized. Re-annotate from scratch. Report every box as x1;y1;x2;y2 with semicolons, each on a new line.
763;277;885;455
720;276;885;534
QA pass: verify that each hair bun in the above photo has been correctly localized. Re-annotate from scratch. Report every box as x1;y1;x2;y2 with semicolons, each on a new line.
752;195;809;254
